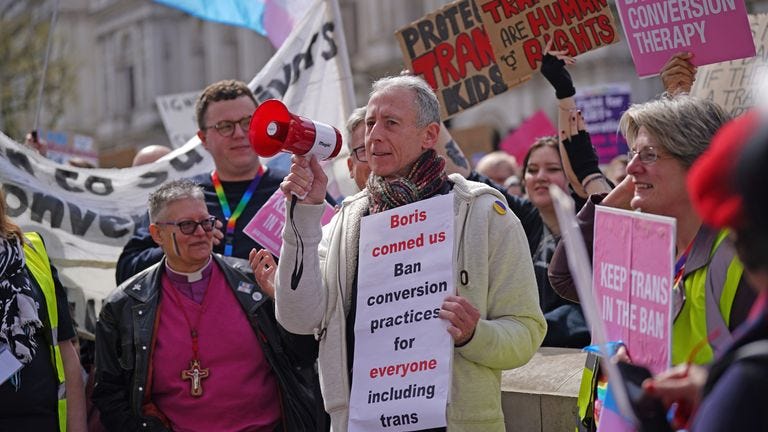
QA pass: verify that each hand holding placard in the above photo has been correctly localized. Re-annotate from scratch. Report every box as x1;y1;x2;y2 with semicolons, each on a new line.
661;52;697;95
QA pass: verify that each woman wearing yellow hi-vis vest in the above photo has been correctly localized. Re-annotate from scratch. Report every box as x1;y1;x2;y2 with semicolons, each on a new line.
548;95;758;431
0;188;86;431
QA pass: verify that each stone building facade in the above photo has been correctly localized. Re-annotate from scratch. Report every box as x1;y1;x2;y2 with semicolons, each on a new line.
29;0;768;165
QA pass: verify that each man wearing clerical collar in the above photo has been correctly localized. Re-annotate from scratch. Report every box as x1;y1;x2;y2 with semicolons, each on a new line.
93;179;320;431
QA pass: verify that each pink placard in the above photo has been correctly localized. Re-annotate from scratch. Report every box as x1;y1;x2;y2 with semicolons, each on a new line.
498;110;557;164
243;189;336;258
616;0;755;77
593;207;674;374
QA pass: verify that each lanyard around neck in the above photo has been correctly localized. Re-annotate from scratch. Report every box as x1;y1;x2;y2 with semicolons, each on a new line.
674;240;695;287
211;167;264;256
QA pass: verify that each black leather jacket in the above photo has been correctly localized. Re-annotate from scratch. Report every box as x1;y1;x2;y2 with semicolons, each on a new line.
93;255;320;431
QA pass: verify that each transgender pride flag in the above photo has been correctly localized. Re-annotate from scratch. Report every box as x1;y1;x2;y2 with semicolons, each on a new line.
154;0;309;47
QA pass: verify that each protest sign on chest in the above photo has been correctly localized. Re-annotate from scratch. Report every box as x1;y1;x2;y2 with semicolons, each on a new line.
348;193;455;431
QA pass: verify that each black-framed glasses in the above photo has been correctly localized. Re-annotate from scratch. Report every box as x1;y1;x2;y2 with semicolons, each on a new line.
204;115;251;137
155;216;217;235
351;146;367;163
627;146;673;165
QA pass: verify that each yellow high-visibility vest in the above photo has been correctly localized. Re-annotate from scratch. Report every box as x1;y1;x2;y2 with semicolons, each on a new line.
672;229;744;365
23;232;67;432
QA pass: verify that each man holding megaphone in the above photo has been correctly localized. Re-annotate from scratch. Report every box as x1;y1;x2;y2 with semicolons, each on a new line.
275;75;546;431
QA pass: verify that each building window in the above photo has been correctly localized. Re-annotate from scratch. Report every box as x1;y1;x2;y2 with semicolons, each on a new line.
115;33;136;114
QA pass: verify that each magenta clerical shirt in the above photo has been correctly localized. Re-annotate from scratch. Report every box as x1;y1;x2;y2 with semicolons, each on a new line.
152;260;281;431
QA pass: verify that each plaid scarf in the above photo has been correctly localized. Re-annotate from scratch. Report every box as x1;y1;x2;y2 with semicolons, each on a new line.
0;236;42;365
367;149;448;214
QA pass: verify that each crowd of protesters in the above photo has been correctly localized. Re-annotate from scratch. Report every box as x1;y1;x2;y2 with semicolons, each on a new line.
2;39;768;432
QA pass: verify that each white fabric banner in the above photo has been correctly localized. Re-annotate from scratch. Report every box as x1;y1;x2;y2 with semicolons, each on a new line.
0;135;212;263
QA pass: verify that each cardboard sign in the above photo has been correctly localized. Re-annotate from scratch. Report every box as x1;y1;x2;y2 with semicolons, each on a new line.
243;188;336;258
690;14;768;118
498;110;557;163
616;0;755;78
593;206;674;375
475;0;620;85
574;83;631;164
395;0;521;119
349;194;454;431
450;124;497;165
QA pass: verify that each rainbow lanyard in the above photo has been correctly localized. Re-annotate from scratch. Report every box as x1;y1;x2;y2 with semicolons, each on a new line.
211;167;264;256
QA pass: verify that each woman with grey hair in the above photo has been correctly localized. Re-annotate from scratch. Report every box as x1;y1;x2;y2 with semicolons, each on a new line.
549;95;756;430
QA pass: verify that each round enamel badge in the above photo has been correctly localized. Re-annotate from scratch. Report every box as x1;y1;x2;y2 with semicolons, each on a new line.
493;200;507;215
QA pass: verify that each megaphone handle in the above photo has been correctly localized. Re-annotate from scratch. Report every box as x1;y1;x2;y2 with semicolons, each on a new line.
289;189;309;200
289;153;313;200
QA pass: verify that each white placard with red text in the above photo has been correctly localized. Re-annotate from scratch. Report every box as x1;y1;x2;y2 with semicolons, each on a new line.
348;193;455;431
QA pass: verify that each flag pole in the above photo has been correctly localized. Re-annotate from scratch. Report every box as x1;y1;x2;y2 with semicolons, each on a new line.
327;0;356;120
33;0;62;133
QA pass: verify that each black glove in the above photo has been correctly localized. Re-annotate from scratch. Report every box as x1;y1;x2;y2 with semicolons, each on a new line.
564;131;601;183
541;53;576;99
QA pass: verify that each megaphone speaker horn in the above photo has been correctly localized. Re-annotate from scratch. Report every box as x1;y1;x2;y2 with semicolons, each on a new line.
249;99;342;161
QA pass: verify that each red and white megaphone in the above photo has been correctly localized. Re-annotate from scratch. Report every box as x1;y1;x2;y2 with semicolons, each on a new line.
249;99;342;161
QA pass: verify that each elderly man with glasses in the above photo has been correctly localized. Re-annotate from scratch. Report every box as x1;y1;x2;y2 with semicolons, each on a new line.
277;75;546;432
116;79;288;285
93;179;320;431
345;107;372;191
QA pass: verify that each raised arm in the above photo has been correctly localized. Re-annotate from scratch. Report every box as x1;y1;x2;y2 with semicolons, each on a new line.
540;42;611;197
275;155;330;335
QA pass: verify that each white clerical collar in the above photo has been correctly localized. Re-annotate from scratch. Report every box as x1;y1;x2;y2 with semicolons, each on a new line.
165;257;213;283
